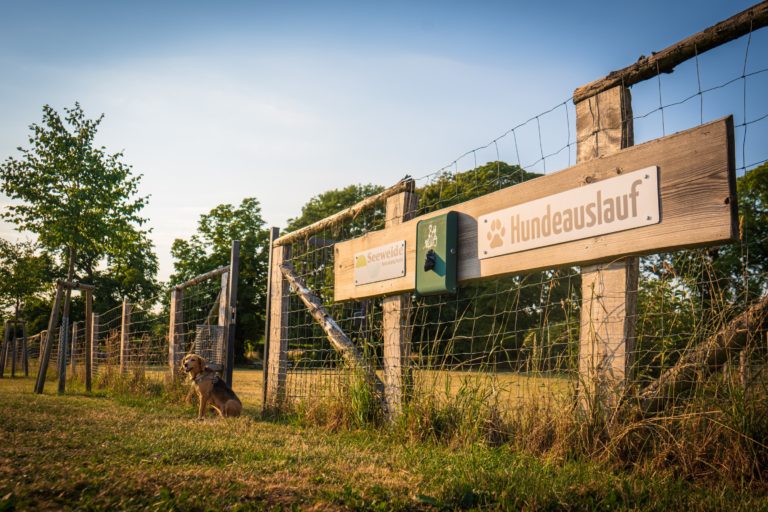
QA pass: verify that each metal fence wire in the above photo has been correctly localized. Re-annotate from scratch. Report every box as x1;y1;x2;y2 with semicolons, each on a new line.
274;24;768;415
20;264;232;389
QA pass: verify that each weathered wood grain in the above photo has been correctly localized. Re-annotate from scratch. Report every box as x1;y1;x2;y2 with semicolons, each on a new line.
382;190;418;418
265;242;291;410
573;1;768;103
577;86;637;409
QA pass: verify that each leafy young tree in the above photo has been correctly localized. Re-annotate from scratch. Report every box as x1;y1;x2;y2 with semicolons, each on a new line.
0;103;149;286
0;240;54;320
171;197;270;362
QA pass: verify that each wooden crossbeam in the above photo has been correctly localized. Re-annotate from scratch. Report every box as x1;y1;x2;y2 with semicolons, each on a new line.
573;1;768;103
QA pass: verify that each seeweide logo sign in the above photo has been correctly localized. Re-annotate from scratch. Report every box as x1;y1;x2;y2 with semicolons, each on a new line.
354;241;406;285
478;167;660;259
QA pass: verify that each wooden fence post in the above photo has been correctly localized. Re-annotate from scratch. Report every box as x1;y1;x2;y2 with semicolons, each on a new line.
574;85;638;410
224;240;239;387
70;321;79;376
382;188;418;418
168;289;184;376
21;322;28;377
35;283;64;394
265;229;290;412
89;311;98;392
262;227;279;412
0;321;9;378
11;321;18;377
85;291;93;392
57;285;74;394
120;298;131;373
218;271;229;370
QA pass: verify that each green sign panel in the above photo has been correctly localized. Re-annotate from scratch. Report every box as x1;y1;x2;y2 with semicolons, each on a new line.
416;212;458;296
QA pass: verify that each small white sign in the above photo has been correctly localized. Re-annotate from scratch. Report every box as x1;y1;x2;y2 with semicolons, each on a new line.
478;167;660;259
354;240;406;286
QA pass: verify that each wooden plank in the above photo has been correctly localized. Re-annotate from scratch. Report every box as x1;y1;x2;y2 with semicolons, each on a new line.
0;321;9;378
381;190;418;418
334;117;736;302
577;86;637;408
573;1;768;103
70;321;79;376
84;292;92;391
262;227;280;412
35;283;64;394
173;265;229;291
21;322;28;377
88;311;97;392
57;287;73;394
11;321;18;377
274;177;415;247
265;242;291;410
168;289;184;376
224;240;240;387
120;298;131;373
216;271;229;374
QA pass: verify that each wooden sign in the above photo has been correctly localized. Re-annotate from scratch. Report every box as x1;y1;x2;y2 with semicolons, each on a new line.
354;241;406;285
334;117;736;302
478;166;660;258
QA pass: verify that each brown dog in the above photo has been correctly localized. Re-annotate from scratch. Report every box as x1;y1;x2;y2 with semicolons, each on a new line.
182;354;242;418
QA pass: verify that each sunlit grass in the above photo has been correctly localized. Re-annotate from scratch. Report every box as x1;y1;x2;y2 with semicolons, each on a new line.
1;372;765;510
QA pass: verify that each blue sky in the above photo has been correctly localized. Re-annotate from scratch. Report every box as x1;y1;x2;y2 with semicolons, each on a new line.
1;0;765;281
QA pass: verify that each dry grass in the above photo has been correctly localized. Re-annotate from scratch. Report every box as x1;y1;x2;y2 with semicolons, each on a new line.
2;369;766;510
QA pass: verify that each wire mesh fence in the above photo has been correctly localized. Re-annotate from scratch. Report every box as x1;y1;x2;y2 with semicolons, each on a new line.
18;263;235;392
271;23;768;420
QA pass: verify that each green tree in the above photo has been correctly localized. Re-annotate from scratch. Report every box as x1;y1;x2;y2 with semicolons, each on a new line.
171;197;270;362
0;240;54;321
92;228;161;312
714;162;768;300
285;183;385;235
0;103;149;288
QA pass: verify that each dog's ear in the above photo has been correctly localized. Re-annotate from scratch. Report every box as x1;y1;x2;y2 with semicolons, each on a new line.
197;355;207;368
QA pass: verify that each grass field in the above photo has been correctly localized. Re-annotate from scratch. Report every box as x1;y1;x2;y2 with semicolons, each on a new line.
1;370;766;511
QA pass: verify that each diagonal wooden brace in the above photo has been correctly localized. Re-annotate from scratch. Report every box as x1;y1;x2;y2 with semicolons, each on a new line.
279;262;387;414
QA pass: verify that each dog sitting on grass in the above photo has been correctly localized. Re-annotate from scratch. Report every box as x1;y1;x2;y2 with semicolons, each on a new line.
181;354;242;419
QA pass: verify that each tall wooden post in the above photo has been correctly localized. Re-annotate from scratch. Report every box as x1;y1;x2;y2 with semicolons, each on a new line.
575;85;638;410
168;289;184;376
265;231;291;412
0;321;9;378
57;286;74;394
120;298;131;373
35;283;64;394
382;188;418;418
262;227;280;411
21;322;29;377
70;321;79;376
89;312;98;392
11;321;18;377
85;291;93;392
225;241;239;386
218;272;229;371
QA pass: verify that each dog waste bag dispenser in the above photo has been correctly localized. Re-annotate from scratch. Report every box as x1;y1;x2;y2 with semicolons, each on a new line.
416;211;458;296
